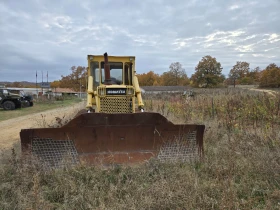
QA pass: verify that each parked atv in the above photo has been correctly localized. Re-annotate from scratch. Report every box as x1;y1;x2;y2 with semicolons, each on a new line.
0;89;22;110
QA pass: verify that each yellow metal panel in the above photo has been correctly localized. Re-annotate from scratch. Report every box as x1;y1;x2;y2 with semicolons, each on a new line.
87;55;135;69
88;55;135;62
133;75;144;108
96;96;100;112
86;94;93;108
87;76;94;93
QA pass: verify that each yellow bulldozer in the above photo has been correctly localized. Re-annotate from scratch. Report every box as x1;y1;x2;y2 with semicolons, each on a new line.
20;53;205;168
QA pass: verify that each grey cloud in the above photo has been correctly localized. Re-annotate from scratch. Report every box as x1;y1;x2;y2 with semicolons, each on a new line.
0;0;279;82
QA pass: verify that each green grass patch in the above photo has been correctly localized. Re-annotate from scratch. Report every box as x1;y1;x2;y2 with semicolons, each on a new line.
0;97;82;122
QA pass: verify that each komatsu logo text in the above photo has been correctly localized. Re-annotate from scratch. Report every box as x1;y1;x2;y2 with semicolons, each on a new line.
106;88;126;95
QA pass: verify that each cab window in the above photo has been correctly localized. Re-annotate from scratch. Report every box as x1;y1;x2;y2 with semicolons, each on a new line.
90;61;99;86
101;62;123;85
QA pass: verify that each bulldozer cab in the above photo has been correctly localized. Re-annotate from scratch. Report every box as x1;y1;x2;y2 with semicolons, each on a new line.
86;53;144;113
89;55;134;86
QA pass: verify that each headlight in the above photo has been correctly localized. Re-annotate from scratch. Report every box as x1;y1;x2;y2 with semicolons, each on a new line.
99;88;105;96
127;88;133;95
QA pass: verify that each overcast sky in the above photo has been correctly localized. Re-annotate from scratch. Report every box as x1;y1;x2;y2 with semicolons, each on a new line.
0;0;279;82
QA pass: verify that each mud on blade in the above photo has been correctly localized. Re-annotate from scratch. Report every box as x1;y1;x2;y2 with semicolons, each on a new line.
20;113;205;168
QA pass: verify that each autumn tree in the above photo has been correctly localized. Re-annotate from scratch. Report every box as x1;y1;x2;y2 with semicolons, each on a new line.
137;71;160;86
248;66;261;84
160;62;189;86
4;82;36;88
265;63;278;70
259;63;280;88
169;62;187;85
59;66;87;91
228;61;250;87
50;80;61;89
161;72;175;86
191;55;223;87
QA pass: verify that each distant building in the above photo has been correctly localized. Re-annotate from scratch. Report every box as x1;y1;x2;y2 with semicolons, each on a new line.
51;88;79;96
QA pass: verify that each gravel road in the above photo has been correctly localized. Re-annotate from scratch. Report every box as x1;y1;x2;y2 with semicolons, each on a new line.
0;101;85;149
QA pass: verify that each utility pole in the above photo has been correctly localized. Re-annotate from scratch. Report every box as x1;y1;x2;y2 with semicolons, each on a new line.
36;71;38;98
47;71;49;99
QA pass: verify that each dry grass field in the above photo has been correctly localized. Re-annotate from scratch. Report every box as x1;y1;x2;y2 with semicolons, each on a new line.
0;88;280;209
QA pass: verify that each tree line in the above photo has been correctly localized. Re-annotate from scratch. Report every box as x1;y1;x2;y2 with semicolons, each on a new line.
226;62;280;88
6;56;278;90
50;56;279;89
137;56;280;88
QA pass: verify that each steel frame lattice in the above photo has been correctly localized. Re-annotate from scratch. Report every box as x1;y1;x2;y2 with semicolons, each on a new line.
32;138;79;168
157;131;198;162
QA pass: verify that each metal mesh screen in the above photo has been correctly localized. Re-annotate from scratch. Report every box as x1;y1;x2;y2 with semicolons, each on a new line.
157;131;198;162
100;97;133;113
32;138;79;168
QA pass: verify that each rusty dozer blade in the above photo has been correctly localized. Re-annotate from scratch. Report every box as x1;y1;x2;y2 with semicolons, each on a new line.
20;113;205;168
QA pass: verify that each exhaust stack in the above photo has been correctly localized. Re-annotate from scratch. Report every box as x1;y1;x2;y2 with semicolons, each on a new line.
104;52;111;85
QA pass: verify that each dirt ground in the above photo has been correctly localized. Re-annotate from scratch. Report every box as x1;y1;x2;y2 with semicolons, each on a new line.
249;88;278;97
228;85;279;97
0;101;85;149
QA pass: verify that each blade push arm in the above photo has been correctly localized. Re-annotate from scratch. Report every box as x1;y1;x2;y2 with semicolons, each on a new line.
133;74;144;111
